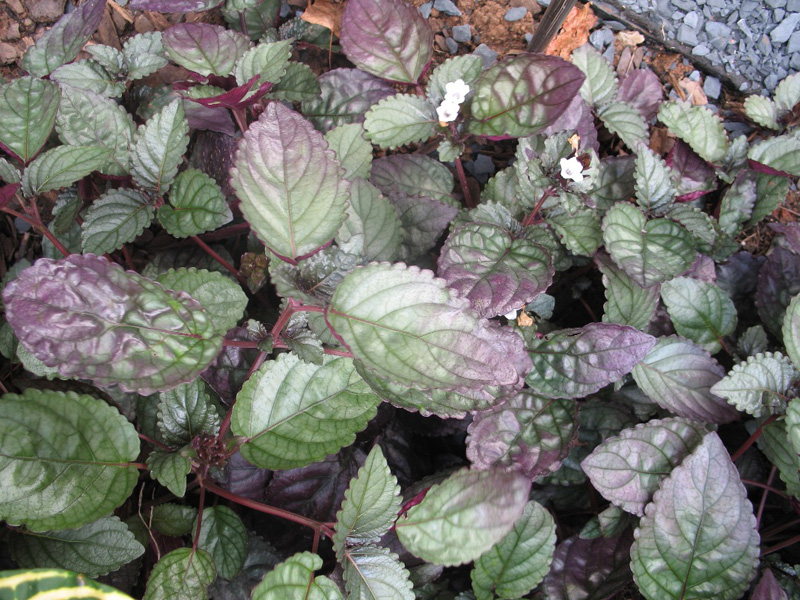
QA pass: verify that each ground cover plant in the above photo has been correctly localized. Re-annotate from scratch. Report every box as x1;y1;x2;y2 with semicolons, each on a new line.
0;0;799;598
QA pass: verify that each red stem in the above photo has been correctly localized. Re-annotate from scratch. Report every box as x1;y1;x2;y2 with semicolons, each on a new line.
761;533;800;556
741;478;790;500
138;432;171;452
731;414;779;462
192;481;206;553
204;480;335;538
191;235;249;286
522;187;555;227
454;158;475;208
2;206;71;257
756;466;777;529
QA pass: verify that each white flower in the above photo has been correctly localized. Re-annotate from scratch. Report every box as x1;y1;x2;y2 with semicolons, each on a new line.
444;79;470;104
503;309;519;320
436;99;461;123
559;156;584;183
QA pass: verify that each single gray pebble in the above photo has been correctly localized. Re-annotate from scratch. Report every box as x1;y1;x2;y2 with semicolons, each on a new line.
677;24;699;45
739;81;750;91
473;154;495;175
703;76;722;99
765;73;779;89
790;52;800;69
672;11;685;22
683;10;699;28
757;34;773;55
774;8;786;21
770;12;800;43
433;0;461;16
788;30;800;53
419;2;432;18
537;0;550;5
445;36;459;53
788;0;800;10
524;32;533;44
689;70;701;81
504;6;527;21
737;18;754;38
602;43;615;62
765;0;786;7
452;24;471;43
672;0;695;11
606;20;627;31
473;43;498;67
692;42;711;56
589;29;606;49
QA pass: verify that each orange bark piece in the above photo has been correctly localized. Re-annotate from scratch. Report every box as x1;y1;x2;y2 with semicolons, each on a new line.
543;2;597;60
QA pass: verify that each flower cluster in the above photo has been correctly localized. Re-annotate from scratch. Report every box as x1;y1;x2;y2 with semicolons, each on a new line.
436;79;470;124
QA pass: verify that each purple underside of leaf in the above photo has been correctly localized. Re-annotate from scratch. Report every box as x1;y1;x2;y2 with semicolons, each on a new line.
756;244;800;336
539;94;599;151
128;0;223;10
769;222;800;255
666;139;717;198
617;69;663;121
747;158;793;178
750;569;790;600
0;183;20;208
177;77;273;110
184;103;235;137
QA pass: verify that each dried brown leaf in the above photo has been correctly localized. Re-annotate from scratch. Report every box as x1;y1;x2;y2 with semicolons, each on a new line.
543;3;597;60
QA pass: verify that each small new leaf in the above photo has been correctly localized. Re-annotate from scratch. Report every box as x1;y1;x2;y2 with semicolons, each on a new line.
157;380;221;447
147;449;192;497
143;548;216;600
194;506;248;580
158;169;233;238
251;551;343;600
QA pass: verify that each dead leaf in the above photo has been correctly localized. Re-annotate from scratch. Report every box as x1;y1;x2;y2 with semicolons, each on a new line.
679;78;708;105
300;0;344;37
616;30;644;47
543;3;598;60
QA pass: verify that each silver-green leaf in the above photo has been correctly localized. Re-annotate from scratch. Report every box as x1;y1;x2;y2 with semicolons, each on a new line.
0;76;60;164
21;145;112;197
710;352;797;417
143;548;216;600
131;99;190;194
251;551;343;600
81;188;154;255
158;168;233;238
364;94;436;150
658;101;729;163
193;506;248;580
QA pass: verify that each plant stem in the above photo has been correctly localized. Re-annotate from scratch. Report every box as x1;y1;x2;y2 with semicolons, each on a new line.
730;414;779;462
761;533;800;556
138;431;172;452
522;187;555;227
454;157;475;208
2;205;71;257
204;480;335;539
192;480;206;553
755;466;777;528
741;477;790;500
191;235;249;286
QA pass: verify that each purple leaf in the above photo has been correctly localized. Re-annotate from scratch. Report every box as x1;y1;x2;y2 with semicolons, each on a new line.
769;222;800;255
264;451;364;522
340;0;432;84
438;222;553;318
716;251;765;308
543;530;635;600
128;0;223;10
0;183;20;208
370;154;454;206
581;417;709;515
220;451;271;501
632;336;739;423
468;54;585;138
666;139;717;200
617;69;663;121
757;244;800;337
20;0;106;77
751;569;790;600
466;392;577;478
2;254;223;394
177;76;273;111
389;193;458;261
539;94;599;151
184;101;235;137
201;327;259;404
163;24;250;77
302;69;395;132
189;130;239;198
526;323;656;399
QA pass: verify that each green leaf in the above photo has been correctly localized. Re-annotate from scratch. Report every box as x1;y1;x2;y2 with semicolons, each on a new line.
546;208;603;256
775;72;800;112
633;142;676;215
632;336;740;423
0;569;136;600
783;294;800;369
55;86;136;176
602;203;696;288
149;504;197;537
81;188;154;254
131;99;190;193
326;262;530;392
22;145;111;197
158;169;233;238
232;354;380;470
334;176;403;261
526;322;656;399
396;468;531;567
751;416;800;497
0;157;20;184
194;506;248;580
156;268;247;336
710;352;797;417
470;500;556;600
658;101;729;163
571;44;618;107
426;54;483;105
146;449;192;497
163;23;251;77
51;60;125;98
582;417;708;516
785;398;800;460
597;251;660;331
230;102;349;260
744;95;780;129
660;277;737;354
749;173;789;227
8;516;144;577
143;548;216;600
370;154;455;207
157;380;221;447
748;134;800;176
719;173;758;235
325;123;373;181
234;40;292;86
579;504;635;540
252;551;343;600
341;545;414;600
0;389;139;531
333;446;401;554
364;94;436;150
124;31;169;81
20;0;105;77
87;44;125;76
630;432;759;600
267;61;320;102
0;76;60;163
664;205;718;253
597;101;649;150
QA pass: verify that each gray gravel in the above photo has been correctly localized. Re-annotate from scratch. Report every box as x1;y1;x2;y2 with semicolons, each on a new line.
602;0;799;92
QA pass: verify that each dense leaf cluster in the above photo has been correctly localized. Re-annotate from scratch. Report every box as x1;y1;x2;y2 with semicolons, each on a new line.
0;0;799;598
